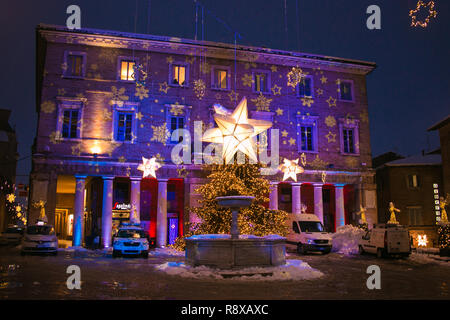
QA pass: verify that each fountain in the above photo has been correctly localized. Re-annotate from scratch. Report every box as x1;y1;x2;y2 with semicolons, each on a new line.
185;195;286;269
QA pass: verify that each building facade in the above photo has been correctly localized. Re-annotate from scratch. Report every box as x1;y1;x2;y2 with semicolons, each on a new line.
428;115;450;196
375;153;443;247
30;24;377;247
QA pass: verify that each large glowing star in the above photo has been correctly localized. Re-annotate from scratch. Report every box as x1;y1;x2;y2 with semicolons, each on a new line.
279;158;304;182
202;97;272;164
137;157;161;178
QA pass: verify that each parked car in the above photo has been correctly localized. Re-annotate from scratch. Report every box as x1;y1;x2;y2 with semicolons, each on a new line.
358;223;411;258
112;224;149;258
21;223;58;255
0;225;25;245
286;213;332;254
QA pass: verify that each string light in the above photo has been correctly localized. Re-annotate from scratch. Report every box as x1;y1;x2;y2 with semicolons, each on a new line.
409;0;437;28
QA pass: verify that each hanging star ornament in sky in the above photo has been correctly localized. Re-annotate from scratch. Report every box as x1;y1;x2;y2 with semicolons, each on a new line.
202;97;272;164
279;158;304;182
137;157;161;178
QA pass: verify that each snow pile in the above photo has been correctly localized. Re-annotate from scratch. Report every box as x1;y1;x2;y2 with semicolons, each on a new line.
149;247;185;257
408;253;450;266
155;259;324;281
331;225;365;255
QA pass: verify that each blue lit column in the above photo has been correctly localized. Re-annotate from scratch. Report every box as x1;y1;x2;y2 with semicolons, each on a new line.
102;176;114;248
335;184;346;228
313;183;324;223
156;179;168;247
73;175;86;247
292;182;302;214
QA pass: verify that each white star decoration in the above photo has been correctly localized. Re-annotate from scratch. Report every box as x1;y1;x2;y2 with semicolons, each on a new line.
137;157;161;178
202;97;272;164
279;158;304;182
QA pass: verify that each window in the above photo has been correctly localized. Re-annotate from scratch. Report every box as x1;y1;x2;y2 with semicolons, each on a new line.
171;64;188;86
298;76;313;98
64;51;86;78
116;112;133;141
293;222;300;234
343;128;355;153
407;174;421;189
296;115;318;153
212;67;229;90
339;118;360;155
300;126;314;151
407;207;423;225
120;60;136;81
112;102;138;143
253;71;270;93
62;109;79;138
339;80;354;101
169;116;185;143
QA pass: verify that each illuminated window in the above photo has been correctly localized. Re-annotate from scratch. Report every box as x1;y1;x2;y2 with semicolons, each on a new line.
298;76;313;98
338;80;354;101
171;64;187;86
120;60;136;81
407;174;421;189
212;68;229;89
253;71;270;93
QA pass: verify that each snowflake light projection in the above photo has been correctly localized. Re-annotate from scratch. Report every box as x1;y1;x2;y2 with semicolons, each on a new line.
151;123;171;145
287;67;306;89
251;93;272;112
193;79;206;100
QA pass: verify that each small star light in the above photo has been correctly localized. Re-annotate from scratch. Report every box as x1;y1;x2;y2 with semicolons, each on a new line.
417;234;428;247
137;157;161;178
6;193;15;203
409;1;437;28
202;97;272;164
279;158;304;182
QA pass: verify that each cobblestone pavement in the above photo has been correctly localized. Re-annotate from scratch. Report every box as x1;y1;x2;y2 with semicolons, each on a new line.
0;246;449;300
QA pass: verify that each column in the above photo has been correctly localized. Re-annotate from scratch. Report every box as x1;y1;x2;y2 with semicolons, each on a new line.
335;184;346;228
156;179;168;247
313;183;324;223
269;182;278;210
101;176;114;248
130;177;141;224
292;183;302;214
73;175;86;247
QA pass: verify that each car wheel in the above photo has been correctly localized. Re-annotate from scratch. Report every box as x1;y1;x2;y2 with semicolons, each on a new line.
322;248;331;255
376;248;384;258
141;251;148;259
297;243;307;255
112;250;119;258
358;245;365;255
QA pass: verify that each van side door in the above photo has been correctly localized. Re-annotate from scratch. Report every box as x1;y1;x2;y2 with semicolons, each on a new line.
362;231;376;254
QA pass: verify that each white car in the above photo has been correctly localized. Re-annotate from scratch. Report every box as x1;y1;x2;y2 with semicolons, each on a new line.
286;214;332;254
0;225;25;245
112;225;149;258
358;223;411;258
21;223;58;255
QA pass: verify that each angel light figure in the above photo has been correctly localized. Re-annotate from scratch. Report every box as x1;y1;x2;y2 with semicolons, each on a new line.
301;203;307;214
356;205;367;224
388;202;400;224
440;194;449;223
33;200;48;223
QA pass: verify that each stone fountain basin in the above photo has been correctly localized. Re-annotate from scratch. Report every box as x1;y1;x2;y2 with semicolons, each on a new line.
216;195;255;208
185;234;286;269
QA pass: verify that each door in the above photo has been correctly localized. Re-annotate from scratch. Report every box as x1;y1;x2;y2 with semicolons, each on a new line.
55;209;69;239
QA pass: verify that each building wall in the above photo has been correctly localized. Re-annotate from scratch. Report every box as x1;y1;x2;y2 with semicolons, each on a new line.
438;123;450;196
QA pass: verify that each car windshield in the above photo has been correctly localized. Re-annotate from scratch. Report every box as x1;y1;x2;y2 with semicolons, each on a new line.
117;229;145;239
26;226;55;235
299;221;324;232
5;228;24;234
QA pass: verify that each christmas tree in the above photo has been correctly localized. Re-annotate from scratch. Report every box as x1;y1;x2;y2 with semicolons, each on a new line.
172;163;289;250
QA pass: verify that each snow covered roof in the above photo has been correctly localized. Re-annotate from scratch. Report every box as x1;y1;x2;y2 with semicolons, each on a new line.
384;154;441;167
428;115;450;131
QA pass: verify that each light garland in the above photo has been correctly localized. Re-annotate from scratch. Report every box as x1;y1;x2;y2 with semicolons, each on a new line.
409;0;437;28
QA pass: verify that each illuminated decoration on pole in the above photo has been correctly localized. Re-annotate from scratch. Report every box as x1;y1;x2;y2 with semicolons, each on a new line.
278;158;304;182
433;183;443;223
137;157;161;178
417;234;428;247
409;1;437;28
440;193;449;223
6;193;15;203
202;97;272;164
387;201;400;224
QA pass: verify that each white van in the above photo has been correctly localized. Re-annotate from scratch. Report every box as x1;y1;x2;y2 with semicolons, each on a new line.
358;223;411;258
286;214;332;254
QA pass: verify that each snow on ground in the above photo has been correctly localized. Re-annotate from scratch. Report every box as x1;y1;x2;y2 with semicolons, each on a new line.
331;225;365;255
155;259;324;281
149;247;185;257
408;253;450;266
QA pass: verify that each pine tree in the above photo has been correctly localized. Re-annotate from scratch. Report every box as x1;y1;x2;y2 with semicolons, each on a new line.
172;163;289;250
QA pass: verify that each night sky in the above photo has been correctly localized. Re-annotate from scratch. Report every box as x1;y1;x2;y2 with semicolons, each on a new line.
0;0;448;184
